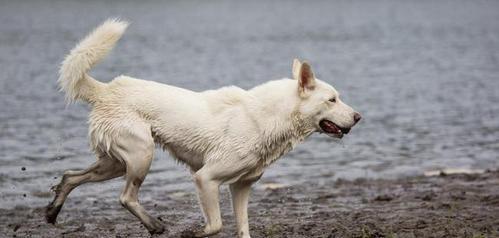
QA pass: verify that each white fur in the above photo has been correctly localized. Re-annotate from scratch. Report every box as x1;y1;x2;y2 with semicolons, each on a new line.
47;19;360;238
58;19;128;103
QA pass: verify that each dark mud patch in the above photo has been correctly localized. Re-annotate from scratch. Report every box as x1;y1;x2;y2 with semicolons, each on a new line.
1;170;499;237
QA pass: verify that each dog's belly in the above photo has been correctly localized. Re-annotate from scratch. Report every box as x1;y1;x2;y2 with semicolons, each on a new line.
163;143;204;171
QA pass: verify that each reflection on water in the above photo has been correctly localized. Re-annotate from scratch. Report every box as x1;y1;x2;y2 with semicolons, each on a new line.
1;0;499;208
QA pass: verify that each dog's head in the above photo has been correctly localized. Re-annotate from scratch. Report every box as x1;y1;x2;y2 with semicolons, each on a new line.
292;59;361;138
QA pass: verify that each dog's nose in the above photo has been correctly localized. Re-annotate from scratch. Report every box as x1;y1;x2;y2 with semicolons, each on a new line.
353;112;362;124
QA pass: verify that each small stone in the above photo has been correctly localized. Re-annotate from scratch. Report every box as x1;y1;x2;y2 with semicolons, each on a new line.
374;194;394;202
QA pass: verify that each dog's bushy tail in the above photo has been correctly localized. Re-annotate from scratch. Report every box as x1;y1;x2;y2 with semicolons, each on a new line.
58;19;128;103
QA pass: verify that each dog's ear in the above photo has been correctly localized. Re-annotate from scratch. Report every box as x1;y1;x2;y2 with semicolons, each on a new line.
297;61;316;96
292;58;301;80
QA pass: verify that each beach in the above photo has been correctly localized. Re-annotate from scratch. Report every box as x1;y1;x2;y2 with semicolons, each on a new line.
1;0;499;237
2;170;499;237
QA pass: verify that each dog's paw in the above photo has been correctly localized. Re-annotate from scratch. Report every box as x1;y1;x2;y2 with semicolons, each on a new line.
148;226;165;235
179;224;222;238
45;203;62;224
179;227;215;238
146;218;166;235
194;226;222;237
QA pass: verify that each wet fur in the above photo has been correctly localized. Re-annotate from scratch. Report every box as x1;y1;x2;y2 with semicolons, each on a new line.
46;19;359;238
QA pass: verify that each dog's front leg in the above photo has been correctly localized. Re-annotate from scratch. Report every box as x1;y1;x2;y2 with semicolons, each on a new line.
192;169;223;237
229;179;256;238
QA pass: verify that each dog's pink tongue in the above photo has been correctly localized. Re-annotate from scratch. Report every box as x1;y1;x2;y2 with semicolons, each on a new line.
320;120;340;134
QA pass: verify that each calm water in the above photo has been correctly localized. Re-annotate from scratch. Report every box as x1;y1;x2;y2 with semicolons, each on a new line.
1;0;499;209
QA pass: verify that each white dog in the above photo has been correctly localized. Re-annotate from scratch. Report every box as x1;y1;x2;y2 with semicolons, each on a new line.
46;19;361;237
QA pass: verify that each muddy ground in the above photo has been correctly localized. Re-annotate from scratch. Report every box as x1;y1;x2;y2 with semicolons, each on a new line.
2;170;498;238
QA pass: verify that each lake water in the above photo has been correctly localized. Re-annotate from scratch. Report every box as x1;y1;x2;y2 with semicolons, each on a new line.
1;0;499;209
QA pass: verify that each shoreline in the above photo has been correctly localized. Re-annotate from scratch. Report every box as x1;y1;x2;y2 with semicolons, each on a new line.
2;170;499;237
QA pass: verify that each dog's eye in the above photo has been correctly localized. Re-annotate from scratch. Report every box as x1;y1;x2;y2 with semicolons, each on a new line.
329;97;336;103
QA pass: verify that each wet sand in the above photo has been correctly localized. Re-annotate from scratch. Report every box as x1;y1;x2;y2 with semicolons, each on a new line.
2;170;498;237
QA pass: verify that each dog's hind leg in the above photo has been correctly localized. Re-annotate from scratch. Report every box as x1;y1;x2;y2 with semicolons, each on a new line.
45;152;125;224
113;126;165;234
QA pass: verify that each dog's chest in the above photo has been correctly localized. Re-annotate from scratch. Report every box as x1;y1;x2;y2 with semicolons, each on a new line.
255;135;302;167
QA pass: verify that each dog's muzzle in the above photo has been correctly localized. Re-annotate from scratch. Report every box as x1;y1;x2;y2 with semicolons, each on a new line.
319;119;351;138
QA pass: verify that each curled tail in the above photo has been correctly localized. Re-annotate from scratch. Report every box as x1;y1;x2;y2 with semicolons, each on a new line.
58;19;129;103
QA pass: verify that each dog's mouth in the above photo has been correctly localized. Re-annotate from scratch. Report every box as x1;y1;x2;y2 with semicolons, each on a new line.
319;119;351;138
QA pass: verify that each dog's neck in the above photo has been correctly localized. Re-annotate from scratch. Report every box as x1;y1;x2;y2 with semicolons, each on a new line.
249;79;316;166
